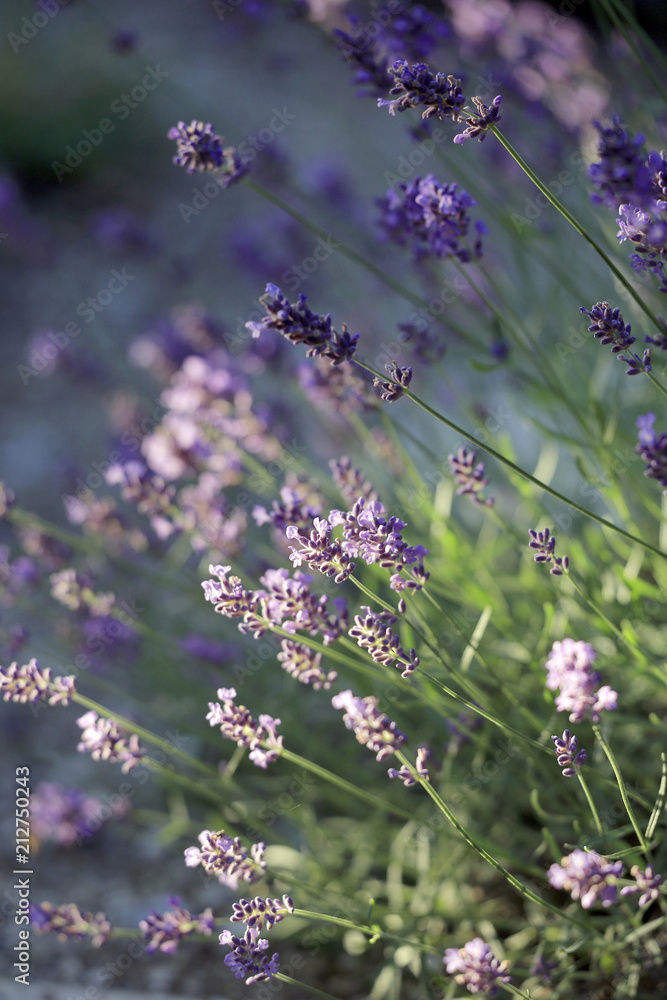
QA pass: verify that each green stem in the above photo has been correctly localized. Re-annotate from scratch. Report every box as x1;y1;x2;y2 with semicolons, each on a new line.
71;693;218;779
352;357;667;561
292;908;434;951
393;751;593;933
274;974;343;1000
577;771;604;838
488;126;664;336
279;747;414;823
592;725;649;853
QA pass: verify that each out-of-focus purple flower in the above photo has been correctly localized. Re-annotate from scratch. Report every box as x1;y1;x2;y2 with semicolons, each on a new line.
548;849;623;908
277;638;337;689
90;207;156;255
635;413;667;488
454;95;502;144
168;121;248;186
179;633;231;664
397;317;447;363
1;659;75;706
545;639;617;724
373;361;413;402
185;829;266;886
247;285;358;365
297;358;375;417
588;118;651;209
388;746;430;786
206;687;283;768
349;606;419;676
449;447;494;506
528;527;568;575
377;175;485;262
50;568;115;617
30;902;111;947
0;546;39;605
253;479;324;533
620;865;663;908
444;937;511;996
378;60;465;121
140;897;214;954
334;17;392;96
551;730;586;777
76;711;146;773
30;782;129;847
331;688;407;761
330;457;377;506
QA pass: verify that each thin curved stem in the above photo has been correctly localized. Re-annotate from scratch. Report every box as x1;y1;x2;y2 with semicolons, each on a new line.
488;126;664;336
352;357;667;561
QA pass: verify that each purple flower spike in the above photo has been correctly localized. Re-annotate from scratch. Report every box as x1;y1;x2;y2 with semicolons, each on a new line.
528;527;569;575
167;120;248;186
545;638;617;724
580;301;635;353
373;361;413;402
185;829;266;887
30;902;111;947
444;937;511;996
449;447;494;507
635;413;667;488
551;729;587;777
378;60;466;121
76;711;146;773
388;746;430;786
246;285;358;366
206;687;283;768
454;95;502;145
620;865;663;908
140;898;214;954
0;658;75;706
332;688;407;761
548;849;623;909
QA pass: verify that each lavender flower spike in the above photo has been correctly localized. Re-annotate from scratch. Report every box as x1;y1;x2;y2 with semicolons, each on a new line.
444;937;511;996
636;413;667;488
167;120;248;186
373;361;412;402
388;746;430;786
548;849;623;908
1;658;75;706
620;865;663;908
206;687;283;768
246;285;358;366
449;447;494;507
545;638;617;724
220;895;294;985
332;689;407;761
378;60;466;121
551;730;587;777
185;829;266;886
76;711;146;773
285;519;355;583
31;902;111;947
140;897;214;954
528;527;569;575
454;95;503;145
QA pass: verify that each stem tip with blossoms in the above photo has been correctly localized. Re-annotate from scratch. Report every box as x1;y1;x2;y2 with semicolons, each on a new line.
444;937;511;996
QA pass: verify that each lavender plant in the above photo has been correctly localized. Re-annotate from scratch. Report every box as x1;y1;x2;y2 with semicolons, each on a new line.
3;2;667;999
